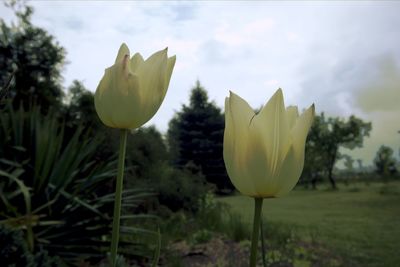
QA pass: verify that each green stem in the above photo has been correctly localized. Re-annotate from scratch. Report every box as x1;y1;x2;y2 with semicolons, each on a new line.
260;217;267;267
250;197;263;267
110;129;128;266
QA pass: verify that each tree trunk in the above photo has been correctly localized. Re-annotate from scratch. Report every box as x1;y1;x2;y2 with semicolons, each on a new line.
311;178;317;190
311;173;318;190
328;169;337;189
327;148;338;189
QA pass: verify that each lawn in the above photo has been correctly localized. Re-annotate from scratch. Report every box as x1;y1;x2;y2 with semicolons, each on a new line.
219;180;400;267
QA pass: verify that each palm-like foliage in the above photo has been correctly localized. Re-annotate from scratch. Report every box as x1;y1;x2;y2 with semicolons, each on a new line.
0;104;157;265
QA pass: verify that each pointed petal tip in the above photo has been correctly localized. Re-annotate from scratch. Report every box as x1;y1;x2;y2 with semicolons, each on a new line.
119;43;130;53
270;88;284;102
130;52;143;59
267;87;284;107
310;103;315;114
115;43;130;63
229;90;242;101
161;47;168;54
277;88;283;96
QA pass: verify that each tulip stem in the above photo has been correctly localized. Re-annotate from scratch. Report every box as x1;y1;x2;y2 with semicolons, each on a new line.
110;129;128;267
260;217;267;267
250;197;263;267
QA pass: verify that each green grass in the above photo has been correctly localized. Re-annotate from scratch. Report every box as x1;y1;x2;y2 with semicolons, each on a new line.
219;181;400;267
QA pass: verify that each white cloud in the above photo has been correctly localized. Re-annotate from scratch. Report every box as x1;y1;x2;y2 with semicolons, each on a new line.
214;17;275;47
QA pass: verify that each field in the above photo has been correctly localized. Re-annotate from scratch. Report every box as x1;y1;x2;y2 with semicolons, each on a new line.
219;181;400;267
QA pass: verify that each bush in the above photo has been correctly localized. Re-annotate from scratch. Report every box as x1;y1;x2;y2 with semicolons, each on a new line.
223;212;249;242
196;193;249;241
155;163;207;212
0;104;155;264
191;229;213;245
196;192;229;231
0;224;62;267
0;224;31;267
31;250;62;267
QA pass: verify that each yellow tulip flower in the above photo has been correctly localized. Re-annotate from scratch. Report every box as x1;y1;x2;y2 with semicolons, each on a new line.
224;89;315;198
95;43;176;129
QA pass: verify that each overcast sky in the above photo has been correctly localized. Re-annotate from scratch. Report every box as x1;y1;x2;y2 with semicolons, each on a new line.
1;1;399;166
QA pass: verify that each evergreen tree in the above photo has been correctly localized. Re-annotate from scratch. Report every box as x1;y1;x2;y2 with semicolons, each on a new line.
168;80;233;192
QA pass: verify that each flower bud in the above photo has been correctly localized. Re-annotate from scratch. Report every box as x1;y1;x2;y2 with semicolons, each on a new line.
95;43;176;129
223;89;315;198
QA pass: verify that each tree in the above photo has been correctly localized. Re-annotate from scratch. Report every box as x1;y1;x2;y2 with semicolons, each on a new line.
127;126;169;181
343;154;354;172
167;80;232;192
301;114;326;189
0;3;66;111
303;113;371;189
374;145;397;175
65;80;100;129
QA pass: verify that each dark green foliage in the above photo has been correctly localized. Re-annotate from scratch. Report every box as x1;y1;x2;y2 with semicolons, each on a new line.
0;104;155;265
0;224;63;267
302;113;372;189
0;224;32;267
374;145;397;175
31;250;63;267
167;80;233;193
196;193;249;242
155;164;207;212
0;3;66;112
99;126;203;212
65;80;101;130
127;126;169;181
100;254;130;267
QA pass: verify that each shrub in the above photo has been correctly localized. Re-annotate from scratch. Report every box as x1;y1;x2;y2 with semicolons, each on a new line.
0;224;62;267
0;104;156;264
196;193;249;241
0;224;32;267
155;163;207;212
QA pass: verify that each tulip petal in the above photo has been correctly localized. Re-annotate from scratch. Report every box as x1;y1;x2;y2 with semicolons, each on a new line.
274;145;298;196
130;53;144;72
286;106;299;130
223;92;257;196
228;91;255;128
115;43;130;63
276;104;315;196
95;62;141;128
246;127;276;197
165;55;176;91
135;48;168;126
250;89;291;193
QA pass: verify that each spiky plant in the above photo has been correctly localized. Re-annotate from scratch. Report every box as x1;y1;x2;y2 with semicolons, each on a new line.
0;104;158;265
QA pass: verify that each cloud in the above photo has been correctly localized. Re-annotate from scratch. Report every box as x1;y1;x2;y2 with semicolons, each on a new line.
356;56;400;112
214;18;275;47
